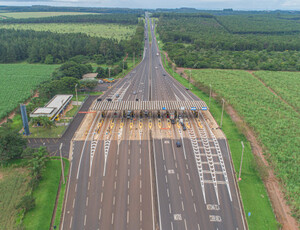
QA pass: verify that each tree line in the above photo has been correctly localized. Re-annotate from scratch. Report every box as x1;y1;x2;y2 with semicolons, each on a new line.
0;14;140;25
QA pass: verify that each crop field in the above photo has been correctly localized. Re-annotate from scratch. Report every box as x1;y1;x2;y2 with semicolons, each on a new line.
0;165;30;229
0;12;98;19
0;64;58;120
187;69;300;220
0;23;137;40
254;71;300;112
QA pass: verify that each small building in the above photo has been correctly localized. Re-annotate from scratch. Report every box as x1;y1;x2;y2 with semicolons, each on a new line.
82;73;98;79
30;94;73;121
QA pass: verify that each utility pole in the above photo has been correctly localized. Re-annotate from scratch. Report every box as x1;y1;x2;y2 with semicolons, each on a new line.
209;84;212;108
238;141;245;181
109;67;111;78
123;59;125;76
75;84;78;107
59;143;65;184
133;52;135;66
189;70;191;89
220;98;225;128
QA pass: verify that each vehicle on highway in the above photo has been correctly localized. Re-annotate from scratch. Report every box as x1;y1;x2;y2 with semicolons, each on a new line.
98;80;104;84
133;91;137;95
155;67;158;69
185;88;189;90
156;53;159;56
176;141;181;147
163;73;166;76
171;119;176;124
116;94;120;98
182;125;187;131
107;98;112;102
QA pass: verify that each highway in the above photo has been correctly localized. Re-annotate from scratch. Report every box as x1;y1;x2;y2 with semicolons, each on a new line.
61;13;246;230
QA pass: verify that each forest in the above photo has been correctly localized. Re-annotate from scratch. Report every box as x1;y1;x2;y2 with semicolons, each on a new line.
155;13;300;71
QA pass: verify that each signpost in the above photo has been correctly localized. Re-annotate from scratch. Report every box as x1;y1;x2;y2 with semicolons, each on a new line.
162;107;166;110
201;107;207;111
191;107;196;111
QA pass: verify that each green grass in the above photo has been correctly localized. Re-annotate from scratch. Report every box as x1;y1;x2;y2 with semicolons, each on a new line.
23;159;67;229
65;105;80;117
0;63;58;120
0;12;98;19
0;165;30;230
52;158;70;228
158;47;279;228
0;23;137;40
28;125;66;138
253;71;300;112
72;94;87;102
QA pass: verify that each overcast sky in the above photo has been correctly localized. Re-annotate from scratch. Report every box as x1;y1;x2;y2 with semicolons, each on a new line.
1;0;300;10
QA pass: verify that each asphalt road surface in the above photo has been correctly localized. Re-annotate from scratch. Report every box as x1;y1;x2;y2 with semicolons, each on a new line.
61;14;246;230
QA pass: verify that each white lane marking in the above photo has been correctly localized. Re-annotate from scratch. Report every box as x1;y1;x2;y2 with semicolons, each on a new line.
69;216;73;229
184;219;188;230
72;198;75;208
140;194;142;203
84;214;87;226
140;168;142;176
140;180;142;189
127;210;129;224
99;209;102;220
194;203;197;212
127;195;130;205
177;173;179;180
165;175;168;183
128;169;130;177
111;213;114;225
128;181;130;189
140;210;143;222
181;201;185;211
128;158;130;165
179;186;182;194
114;181;117;190
101;192;103;202
171;222;174;230
191;189;194;197
102;181;104;187
113;196;115;205
75;184;77;192
187;173;190;181
88;181;90;190
198;223;201;230
169;203;172;213
167;188;170;197
86;197;89;206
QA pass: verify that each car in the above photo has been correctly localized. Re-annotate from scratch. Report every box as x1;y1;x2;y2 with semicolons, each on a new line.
163;73;166;76
116;94;120;98
97;98;102;102
171;119;176;124
107;98;112;102
133;91;137;95
182;125;186;131
176;141;181;147
155;67;158;69
185;88;189;90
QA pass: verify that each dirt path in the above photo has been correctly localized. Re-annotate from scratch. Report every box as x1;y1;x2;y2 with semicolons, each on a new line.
173;64;299;229
247;70;299;114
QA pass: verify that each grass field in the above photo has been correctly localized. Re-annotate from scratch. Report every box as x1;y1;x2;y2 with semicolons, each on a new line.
0;23;137;40
0;12;98;19
0;64;58;120
253;71;300;112
23;159;68;229
0;165;30;230
187;69;300;222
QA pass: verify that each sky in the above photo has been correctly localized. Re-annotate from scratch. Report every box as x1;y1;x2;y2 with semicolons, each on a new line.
1;0;300;10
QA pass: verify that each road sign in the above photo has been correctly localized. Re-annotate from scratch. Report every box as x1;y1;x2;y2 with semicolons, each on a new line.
180;107;185;110
162;107;166;110
202;107;208;111
191;107;196;111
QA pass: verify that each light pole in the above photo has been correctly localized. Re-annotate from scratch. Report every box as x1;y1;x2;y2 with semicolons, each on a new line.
75;84;78;107
59;143;65;184
209;84;212;108
189;70;191;89
238;141;245;181
220;98;225;128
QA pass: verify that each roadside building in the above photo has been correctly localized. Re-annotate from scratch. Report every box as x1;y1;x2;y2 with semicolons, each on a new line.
30;94;73;121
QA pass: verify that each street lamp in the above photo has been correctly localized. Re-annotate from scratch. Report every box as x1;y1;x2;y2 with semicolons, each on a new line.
220;98;225;128
75;84;78;107
238;141;245;181
59;143;65;184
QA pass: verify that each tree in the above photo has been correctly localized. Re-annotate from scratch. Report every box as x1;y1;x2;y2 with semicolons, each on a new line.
0;124;27;163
